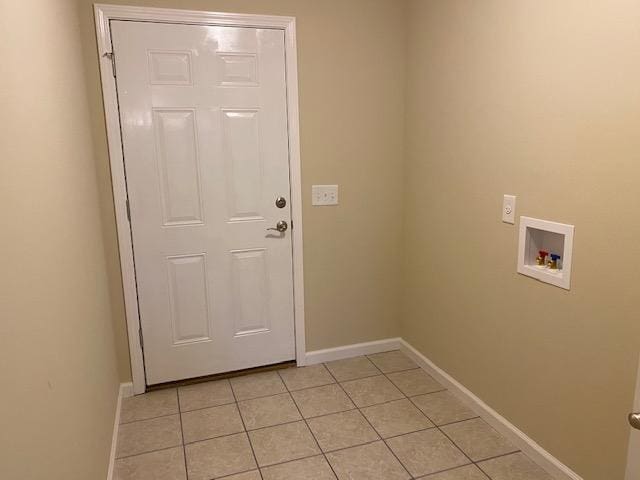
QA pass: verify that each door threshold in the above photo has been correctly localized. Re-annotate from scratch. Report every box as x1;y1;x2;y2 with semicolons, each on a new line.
146;360;297;392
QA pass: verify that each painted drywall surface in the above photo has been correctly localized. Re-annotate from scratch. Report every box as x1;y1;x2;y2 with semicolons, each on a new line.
77;0;407;381
402;1;640;478
0;1;120;479
626;355;640;478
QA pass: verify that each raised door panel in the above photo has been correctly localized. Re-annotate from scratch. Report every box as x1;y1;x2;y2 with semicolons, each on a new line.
222;109;263;222
148;50;193;85
153;109;204;226
230;248;269;336
166;254;211;345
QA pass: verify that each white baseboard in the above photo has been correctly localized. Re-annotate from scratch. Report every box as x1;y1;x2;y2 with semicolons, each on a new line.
120;382;134;399
305;337;401;365
107;382;133;480
399;339;583;480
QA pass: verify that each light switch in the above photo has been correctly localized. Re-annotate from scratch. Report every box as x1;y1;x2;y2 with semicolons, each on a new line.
312;185;339;206
502;194;516;224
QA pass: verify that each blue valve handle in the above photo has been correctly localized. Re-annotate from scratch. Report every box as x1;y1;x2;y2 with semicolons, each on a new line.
550;254;561;261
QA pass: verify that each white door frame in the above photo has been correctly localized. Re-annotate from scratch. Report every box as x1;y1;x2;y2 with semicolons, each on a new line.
94;4;306;395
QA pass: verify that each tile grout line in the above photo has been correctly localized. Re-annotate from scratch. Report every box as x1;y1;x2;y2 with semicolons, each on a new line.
407;390;480;428
174;388;190;479
419;462;491;479
215;466;263;479
119;410;183;426
115;444;185;462
232;379;336;402
323;361;417;480
230;380;263;480
276;368;342;479
475;449;524;465
435;421;476;465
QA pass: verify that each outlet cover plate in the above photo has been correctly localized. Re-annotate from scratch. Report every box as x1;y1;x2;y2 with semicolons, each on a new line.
502;194;516;224
312;185;339;206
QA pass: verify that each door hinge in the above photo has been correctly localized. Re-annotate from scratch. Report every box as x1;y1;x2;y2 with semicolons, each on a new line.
138;328;144;350
103;51;116;77
125;198;131;222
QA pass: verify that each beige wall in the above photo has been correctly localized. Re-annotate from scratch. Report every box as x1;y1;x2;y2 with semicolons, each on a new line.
0;1;120;479
403;0;640;478
77;0;408;381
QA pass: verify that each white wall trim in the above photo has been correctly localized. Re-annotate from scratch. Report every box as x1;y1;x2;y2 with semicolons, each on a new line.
305;338;401;364
107;382;133;480
399;339;584;480
94;4;306;393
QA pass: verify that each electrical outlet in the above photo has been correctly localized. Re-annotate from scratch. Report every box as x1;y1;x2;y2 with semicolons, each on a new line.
502;194;516;224
312;185;339;206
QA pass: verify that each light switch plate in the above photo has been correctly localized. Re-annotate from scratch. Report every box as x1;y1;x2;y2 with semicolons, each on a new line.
502;194;516;224
312;185;339;206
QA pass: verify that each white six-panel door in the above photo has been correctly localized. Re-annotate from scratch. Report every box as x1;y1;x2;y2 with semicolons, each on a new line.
111;21;295;385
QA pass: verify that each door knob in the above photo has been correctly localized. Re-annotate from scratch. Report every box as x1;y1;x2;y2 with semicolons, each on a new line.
630;413;640;430
267;220;288;233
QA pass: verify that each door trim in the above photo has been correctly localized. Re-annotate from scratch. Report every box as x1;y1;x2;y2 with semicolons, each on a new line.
94;4;306;395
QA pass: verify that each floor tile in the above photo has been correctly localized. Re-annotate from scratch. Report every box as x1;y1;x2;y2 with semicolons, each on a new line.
279;364;335;391
361;398;434;438
386;428;469;477
223;471;262;480
177;379;234;412
248;420;320;467
411;391;477;426
307;409;379;452
325;356;381;382
341;375;404;407
441;418;517;462
185;432;256;480
116;415;182;458
477;452;553;480
261;455;337;480
291;383;355;418
418;464;489;479
326;441;410;480
386;369;443;397
181;403;244;443
230;371;287;401
113;446;186;480
238;392;301;430
368;350;417;373
120;389;178;424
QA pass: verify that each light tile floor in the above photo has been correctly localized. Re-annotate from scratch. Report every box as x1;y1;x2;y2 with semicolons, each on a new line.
114;351;554;480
